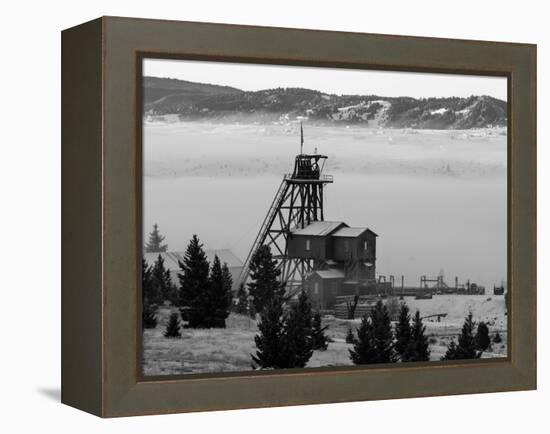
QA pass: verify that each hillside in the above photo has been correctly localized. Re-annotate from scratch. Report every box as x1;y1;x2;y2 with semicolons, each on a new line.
144;76;507;129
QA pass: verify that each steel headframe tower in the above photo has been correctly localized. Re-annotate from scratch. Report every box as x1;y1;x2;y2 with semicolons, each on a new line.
238;124;333;296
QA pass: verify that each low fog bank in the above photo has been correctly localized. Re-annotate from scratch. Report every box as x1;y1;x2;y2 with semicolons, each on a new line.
143;121;507;289
144;121;506;179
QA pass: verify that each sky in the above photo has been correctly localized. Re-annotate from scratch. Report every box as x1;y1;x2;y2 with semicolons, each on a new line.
144;58;507;100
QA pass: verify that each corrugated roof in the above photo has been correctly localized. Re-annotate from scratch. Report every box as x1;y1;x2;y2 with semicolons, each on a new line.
143;249;243;270
332;227;378;237
291;221;347;236
311;269;345;279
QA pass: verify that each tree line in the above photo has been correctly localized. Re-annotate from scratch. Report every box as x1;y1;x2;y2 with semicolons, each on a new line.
143;225;331;368
142;229;233;332
143;224;499;368
347;301;429;364
345;301;497;364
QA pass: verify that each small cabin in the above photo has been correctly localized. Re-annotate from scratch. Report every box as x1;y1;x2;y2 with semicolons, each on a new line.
307;269;345;310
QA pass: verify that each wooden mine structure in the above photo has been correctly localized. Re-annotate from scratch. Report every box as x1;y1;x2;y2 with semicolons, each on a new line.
237;124;488;309
237;124;334;295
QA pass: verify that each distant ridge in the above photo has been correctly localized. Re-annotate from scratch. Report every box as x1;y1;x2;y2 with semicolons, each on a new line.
144;76;507;129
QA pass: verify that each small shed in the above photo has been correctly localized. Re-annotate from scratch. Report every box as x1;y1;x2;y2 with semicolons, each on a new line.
306;268;345;310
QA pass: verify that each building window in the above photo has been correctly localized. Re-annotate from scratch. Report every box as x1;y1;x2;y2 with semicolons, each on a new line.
314;282;319;295
364;240;368;251
306;239;311;251
344;240;350;252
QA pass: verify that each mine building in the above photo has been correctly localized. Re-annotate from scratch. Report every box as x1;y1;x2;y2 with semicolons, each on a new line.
237;124;385;308
286;220;378;310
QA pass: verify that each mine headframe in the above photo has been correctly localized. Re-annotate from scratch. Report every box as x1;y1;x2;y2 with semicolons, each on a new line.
237;126;333;297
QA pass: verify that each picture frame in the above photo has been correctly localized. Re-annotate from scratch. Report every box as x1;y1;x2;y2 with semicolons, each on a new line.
61;16;536;417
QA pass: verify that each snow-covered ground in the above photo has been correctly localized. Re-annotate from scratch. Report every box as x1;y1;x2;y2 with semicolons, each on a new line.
143;294;507;376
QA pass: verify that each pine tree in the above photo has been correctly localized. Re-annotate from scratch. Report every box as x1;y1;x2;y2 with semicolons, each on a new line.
142;300;158;329
221;262;233;298
142;259;158;329
345;327;356;344
251;294;286;369
151;254;177;305
234;283;249;315
442;312;481;360
403;310;430;362
476;322;491;351
311;312;329;351
163;311;181;338
248;299;257;319
142;258;156;304
349;314;377;364
221;262;234;317
350;301;396;365
178;235;210;328
247;245;284;314
371;300;396;363
208;255;233;328
394;302;412;359
281;291;314;367
145;223;168;253
444;340;459;358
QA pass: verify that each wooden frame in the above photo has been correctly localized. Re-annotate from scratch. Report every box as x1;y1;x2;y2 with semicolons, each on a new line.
61;16;537;417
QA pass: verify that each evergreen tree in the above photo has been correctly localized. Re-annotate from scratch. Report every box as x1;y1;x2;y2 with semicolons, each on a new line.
221;262;234;317
444;340;459;359
403;310;430;362
208;255;233;328
142;259;158;329
247;245;284;314
476;322;491;351
371;300;396;363
442;312;481;360
311;312;329;351
281;291;314;367
350;301;395;365
234;283;249;315
178;235;211;328
248;299;257;319
151;254;177;305
394;302;412;359
163;311;181;338
142;300;158;329
221;262;233;299
142;258;156;303
349;314;377;364
145;223;168;253
493;331;502;344
345;327;356;344
251;294;286;369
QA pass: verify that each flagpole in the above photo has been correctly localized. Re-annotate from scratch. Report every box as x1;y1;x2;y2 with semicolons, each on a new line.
300;122;304;155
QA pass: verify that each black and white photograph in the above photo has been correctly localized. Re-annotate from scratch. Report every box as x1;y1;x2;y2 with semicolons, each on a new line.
2;0;544;428
140;58;508;376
